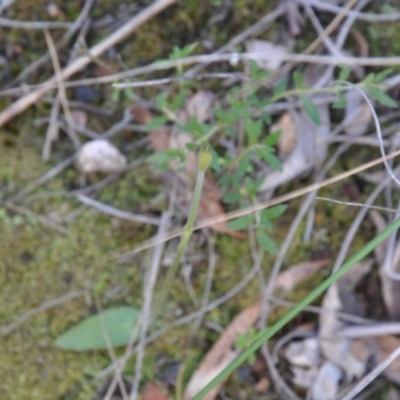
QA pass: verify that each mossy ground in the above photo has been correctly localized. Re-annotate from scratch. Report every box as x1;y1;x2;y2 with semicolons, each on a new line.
0;0;398;399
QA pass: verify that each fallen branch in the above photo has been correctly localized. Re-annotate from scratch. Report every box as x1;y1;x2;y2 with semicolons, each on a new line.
0;0;177;128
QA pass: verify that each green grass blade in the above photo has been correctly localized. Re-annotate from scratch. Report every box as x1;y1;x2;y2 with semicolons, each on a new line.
192;216;400;400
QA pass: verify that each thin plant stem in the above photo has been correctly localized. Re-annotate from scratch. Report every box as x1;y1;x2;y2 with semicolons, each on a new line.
152;151;210;319
192;216;400;400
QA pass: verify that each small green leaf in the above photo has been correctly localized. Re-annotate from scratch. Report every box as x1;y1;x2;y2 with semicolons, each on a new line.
185;143;196;152
55;307;139;351
171;89;189;111
273;77;288;98
333;93;347;109
301;96;320;125
264;130;281;146
156;92;169;108
245;118;263;146
145;116;168;130
260;149;281;171
111;87;120;103
262;112;272;125
209;147;220;171
338;65;351;81
256;230;278;254
366;86;398;108
261;205;288;220
293;71;304;88
227;215;253;231
375;68;393;82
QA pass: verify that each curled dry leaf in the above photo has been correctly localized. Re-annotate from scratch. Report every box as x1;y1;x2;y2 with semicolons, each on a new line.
259;106;329;193
311;362;342;400
75;140;127;175
245;40;289;71
184;260;330;400
343;89;372;136
319;261;373;382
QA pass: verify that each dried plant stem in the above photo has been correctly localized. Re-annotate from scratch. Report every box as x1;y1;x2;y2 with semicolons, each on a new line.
152;165;206;320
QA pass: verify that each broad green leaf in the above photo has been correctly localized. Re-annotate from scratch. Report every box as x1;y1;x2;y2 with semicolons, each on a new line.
55;307;139;351
227;215;253;231
366;86;398;108
338;65;351;81
261;205;288;220
301;96;321;125
256;230;278;254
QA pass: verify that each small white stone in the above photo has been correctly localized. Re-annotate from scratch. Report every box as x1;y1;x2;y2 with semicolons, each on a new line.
76;140;127;174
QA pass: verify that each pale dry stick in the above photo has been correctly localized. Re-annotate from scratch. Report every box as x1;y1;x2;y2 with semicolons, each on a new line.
1;290;84;335
4;201;70;236
314;0;369;88
260;0;358;88
332;170;396;273
112;72;248;89
95;298;129;400
9;0;95;86
189;236;218;338
129;212;171;400
0;0;177;128
101;108;134;139
42;95;61;161
269;295;374;325
0;18;72;29
44;29;81;149
6;52;400;99
296;0;400;22
96;264;259;381
184;3;287;78
103;203;174;399
8;154;75;202
341;345;400;400
316;197;399;214
113;147;400;261
304;3;342;57
75;194;161;226
262;344;302;400
337;322;400;338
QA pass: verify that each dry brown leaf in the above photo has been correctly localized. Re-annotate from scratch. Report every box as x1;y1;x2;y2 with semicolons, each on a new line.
275;259;331;294
184;259;330;400
184;300;261;400
352;335;400;385
131;107;170;152
272;112;297;157
141;381;169;400
185;90;214;123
